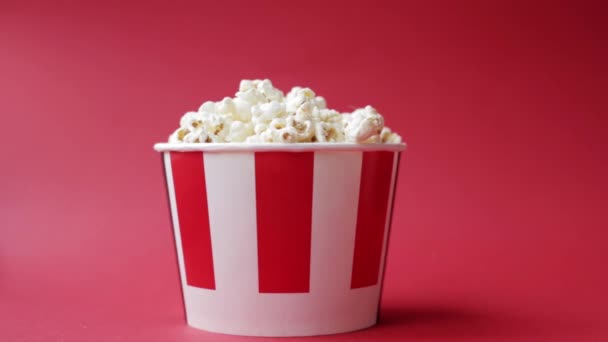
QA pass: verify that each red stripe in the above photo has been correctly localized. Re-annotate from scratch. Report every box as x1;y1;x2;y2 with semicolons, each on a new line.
255;152;314;293
170;152;215;289
351;151;395;289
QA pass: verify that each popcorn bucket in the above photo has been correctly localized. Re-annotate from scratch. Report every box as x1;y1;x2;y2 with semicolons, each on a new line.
154;143;405;336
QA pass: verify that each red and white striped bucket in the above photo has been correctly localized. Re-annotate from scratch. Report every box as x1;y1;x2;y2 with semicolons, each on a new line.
155;143;405;336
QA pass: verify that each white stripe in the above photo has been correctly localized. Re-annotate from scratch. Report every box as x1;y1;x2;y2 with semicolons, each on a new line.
310;151;362;293
163;152;189;302
204;152;259;293
377;152;399;285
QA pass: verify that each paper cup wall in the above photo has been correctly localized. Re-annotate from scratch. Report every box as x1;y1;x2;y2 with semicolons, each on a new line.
154;143;405;337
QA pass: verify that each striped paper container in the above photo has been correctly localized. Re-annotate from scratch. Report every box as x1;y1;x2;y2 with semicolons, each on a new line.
154;142;406;336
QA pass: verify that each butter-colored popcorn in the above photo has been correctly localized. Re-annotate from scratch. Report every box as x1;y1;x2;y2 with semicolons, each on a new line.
168;79;403;144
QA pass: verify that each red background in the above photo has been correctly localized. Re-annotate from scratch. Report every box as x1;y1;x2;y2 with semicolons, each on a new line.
1;1;607;341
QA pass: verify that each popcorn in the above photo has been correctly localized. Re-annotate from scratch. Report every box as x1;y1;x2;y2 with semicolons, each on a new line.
251;101;287;124
233;98;252;121
285;87;316;113
315;109;345;143
259;123;298;143
198;101;216;113
215;97;235;115
236;79;284;105
380;127;402;144
258;79;284;102
170;111;230;143
314;96;327;109
287;114;315;142
344;106;384;143
227;121;254;142
168;79;402;144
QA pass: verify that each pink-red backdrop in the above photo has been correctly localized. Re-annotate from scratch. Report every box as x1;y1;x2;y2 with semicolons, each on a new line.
1;1;607;341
